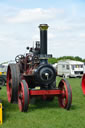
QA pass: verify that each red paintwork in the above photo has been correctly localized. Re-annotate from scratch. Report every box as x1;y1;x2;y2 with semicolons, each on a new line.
29;89;62;96
17;78;72;111
82;74;85;95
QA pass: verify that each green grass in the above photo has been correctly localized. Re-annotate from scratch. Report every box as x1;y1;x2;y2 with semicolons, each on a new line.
0;77;85;128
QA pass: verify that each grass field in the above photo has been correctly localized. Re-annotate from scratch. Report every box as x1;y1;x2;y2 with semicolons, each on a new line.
0;77;85;128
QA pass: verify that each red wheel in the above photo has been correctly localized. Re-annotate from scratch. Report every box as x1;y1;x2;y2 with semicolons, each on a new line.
81;74;85;95
58;79;72;110
18;80;29;112
6;64;20;103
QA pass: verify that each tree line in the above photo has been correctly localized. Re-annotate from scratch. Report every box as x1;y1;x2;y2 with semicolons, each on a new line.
48;56;85;64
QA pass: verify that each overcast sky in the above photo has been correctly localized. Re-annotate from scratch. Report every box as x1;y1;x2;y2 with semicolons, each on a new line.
0;0;85;63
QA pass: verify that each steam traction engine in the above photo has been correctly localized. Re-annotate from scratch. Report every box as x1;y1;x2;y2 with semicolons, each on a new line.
6;24;72;112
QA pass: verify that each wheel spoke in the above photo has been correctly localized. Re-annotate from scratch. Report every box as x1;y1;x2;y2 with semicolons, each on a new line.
61;91;66;98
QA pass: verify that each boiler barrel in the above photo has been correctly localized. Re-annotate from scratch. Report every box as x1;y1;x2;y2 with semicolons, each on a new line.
39;24;49;55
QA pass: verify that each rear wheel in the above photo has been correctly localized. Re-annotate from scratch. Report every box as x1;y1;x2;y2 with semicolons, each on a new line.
81;74;85;95
6;64;20;103
18;80;29;112
58;79;72;110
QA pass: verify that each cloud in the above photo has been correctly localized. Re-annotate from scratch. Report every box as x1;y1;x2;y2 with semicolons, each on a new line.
80;33;85;38
0;2;85;63
7;8;64;23
54;25;72;31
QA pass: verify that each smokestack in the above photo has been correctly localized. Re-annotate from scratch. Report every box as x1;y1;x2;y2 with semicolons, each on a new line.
39;24;49;55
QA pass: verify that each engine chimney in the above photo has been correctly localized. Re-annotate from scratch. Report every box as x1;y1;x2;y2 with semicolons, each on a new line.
39;24;49;55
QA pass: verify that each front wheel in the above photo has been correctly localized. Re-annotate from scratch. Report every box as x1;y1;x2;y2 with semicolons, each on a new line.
18;80;29;112
58;79;72;110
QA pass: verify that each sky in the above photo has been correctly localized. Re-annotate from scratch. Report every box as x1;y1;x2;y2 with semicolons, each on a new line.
0;0;85;63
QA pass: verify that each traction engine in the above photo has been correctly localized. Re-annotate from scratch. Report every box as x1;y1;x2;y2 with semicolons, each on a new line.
6;24;72;112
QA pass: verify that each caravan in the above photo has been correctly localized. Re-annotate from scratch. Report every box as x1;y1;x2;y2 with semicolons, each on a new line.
57;60;84;78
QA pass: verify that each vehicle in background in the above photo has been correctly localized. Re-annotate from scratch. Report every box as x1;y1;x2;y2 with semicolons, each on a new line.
83;63;85;73
52;63;57;75
0;64;8;86
53;63;57;69
0;60;15;86
56;60;84;78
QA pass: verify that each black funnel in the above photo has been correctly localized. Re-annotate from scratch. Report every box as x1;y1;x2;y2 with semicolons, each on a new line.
39;24;49;55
